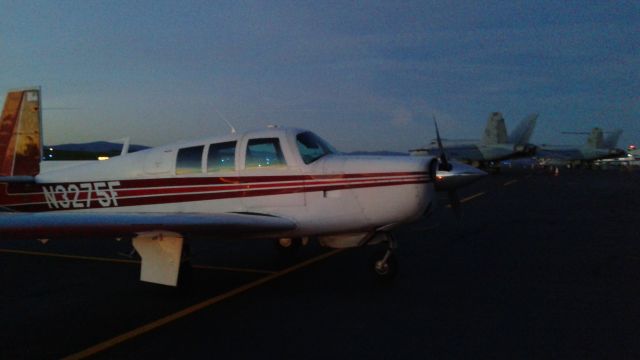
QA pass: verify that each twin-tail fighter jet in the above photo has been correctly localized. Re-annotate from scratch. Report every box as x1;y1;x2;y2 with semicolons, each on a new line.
410;112;538;172
536;127;625;168
0;88;485;286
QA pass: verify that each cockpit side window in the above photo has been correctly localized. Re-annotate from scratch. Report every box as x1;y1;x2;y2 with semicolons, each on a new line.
296;131;337;164
176;145;204;175
246;138;286;168
207;141;236;172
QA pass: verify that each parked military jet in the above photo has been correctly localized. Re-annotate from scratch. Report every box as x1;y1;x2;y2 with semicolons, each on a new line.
536;128;625;168
410;112;538;171
0;88;485;286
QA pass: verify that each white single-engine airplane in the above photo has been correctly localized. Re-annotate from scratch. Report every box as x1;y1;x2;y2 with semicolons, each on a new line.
0;88;485;286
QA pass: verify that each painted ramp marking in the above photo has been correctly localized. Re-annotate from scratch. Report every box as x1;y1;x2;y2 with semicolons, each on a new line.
445;192;486;208
62;248;345;360
0;248;276;275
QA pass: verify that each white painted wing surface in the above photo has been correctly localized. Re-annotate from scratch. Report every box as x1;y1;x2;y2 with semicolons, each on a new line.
0;212;296;240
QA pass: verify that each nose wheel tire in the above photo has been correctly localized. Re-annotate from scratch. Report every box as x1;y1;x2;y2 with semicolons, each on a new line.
370;248;398;281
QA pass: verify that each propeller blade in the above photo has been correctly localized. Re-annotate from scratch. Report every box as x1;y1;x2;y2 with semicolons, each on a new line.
433;115;452;171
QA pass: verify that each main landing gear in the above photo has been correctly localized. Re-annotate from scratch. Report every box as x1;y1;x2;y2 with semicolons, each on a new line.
370;233;398;281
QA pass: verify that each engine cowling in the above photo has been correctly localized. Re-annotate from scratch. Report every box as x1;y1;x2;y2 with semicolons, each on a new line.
433;160;487;191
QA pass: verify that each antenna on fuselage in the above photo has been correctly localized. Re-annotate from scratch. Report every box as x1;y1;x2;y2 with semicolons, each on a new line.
120;137;130;155
107;137;131;155
215;109;236;134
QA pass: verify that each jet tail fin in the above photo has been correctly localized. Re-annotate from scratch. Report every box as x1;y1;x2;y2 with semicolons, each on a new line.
0;88;42;176
586;128;604;149
481;112;508;145
603;129;623;149
508;113;538;144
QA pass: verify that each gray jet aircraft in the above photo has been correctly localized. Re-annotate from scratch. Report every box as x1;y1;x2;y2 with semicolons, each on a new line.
410;112;538;172
536;128;625;168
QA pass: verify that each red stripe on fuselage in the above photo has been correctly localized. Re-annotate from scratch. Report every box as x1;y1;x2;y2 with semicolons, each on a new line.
0;172;430;212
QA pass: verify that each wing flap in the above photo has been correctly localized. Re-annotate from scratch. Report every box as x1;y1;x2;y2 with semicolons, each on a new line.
0;212;296;240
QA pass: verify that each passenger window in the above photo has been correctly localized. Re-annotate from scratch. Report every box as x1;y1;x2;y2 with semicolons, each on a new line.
176;145;204;175
207;141;236;172
246;138;286;168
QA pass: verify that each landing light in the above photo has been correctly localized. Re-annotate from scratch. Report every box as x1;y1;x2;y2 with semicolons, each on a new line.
98;156;110;161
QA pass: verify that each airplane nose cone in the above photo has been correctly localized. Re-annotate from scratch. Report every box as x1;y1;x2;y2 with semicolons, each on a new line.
433;161;487;191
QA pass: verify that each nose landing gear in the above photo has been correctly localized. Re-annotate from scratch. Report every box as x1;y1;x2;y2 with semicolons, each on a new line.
370;233;398;281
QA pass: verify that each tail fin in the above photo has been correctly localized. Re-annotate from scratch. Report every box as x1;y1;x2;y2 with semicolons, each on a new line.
585;128;604;149
603;129;623;149
482;112;508;145
0;88;42;176
508;113;538;144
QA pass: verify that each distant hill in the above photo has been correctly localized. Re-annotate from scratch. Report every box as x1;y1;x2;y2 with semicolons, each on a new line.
43;141;407;161
44;141;150;161
47;141;150;153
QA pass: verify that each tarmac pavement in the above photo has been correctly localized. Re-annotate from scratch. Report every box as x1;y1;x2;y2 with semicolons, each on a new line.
1;167;639;359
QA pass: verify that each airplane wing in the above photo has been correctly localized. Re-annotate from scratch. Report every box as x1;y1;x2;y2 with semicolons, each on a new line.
0;212;296;240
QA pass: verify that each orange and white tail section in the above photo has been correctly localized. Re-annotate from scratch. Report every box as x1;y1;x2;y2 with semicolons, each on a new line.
0;88;42;176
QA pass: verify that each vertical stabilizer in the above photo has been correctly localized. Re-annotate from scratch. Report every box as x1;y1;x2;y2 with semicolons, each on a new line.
0;88;42;176
586;128;604;149
508;113;538;144
482;112;508;145
603;129;623;149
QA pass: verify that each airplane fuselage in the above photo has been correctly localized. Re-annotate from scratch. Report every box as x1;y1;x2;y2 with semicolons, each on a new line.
1;127;433;241
0;87;487;286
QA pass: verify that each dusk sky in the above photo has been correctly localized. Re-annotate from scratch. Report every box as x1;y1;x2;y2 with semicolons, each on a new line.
2;1;638;151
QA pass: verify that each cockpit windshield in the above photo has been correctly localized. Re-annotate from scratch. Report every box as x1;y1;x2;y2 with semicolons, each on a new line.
296;131;338;164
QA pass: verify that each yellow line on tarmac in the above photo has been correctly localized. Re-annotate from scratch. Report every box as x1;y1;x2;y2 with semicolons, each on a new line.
445;192;486;208
191;264;275;275
503;179;518;186
62;248;345;360
0;249;276;275
460;192;486;203
0;248;139;265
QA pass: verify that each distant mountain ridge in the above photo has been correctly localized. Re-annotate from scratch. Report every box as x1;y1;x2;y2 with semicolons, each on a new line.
47;141;150;153
45;141;408;156
46;142;406;157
